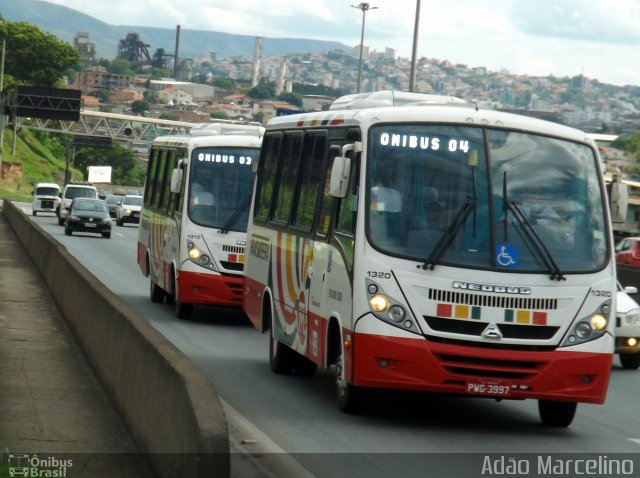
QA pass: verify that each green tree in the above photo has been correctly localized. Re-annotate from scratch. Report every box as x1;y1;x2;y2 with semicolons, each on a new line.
210;110;229;120
73;142;144;186
247;83;275;100
276;91;303;107
130;99;150;114
106;59;134;75
212;77;234;89
0;21;79;87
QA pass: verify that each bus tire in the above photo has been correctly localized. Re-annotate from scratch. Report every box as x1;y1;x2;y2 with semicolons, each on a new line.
335;353;366;414
268;309;296;374
150;278;165;303
538;400;577;427
175;298;193;319
293;354;318;377
620;353;640;370
173;272;193;319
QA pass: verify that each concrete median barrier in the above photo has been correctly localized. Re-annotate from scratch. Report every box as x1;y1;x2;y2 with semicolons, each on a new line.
2;200;229;478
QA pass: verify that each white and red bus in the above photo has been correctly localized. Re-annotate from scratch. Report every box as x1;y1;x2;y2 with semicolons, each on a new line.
138;122;263;319
242;90;616;427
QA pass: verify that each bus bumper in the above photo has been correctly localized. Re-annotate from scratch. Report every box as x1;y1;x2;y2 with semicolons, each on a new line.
178;270;244;308
352;321;613;404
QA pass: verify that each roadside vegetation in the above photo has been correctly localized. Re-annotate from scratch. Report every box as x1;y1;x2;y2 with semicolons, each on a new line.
0;129;80;201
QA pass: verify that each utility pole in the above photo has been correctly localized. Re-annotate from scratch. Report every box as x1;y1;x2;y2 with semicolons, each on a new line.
409;0;421;92
351;3;377;94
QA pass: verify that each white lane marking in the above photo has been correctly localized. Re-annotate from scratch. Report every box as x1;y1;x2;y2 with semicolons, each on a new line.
221;399;318;478
629;438;640;445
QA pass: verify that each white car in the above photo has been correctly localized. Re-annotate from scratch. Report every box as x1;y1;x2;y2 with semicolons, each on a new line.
616;283;640;369
115;195;143;226
32;182;60;216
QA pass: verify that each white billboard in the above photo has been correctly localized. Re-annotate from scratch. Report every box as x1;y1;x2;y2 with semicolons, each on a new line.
87;166;112;183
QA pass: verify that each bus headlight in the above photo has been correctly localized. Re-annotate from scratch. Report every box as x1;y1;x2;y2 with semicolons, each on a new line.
590;314;608;331
366;279;418;334
388;305;406;323
561;300;611;347
189;247;202;260
187;240;216;270
370;294;390;312
575;322;591;339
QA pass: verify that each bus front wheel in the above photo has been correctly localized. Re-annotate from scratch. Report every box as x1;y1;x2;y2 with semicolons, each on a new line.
173;272;193;319
149;278;165;303
335;353;367;414
269;323;296;374
538;400;577;427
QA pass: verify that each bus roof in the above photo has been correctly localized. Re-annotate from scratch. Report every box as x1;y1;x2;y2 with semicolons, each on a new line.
266;91;594;145
152;133;263;149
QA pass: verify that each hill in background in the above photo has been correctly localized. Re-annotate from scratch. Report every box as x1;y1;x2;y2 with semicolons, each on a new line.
1;0;352;60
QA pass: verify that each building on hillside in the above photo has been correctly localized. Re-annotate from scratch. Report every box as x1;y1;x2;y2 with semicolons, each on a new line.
252;100;302;123
157;87;194;106
74;32;96;64
149;80;215;101
73;69;134;95
302;95;334;111
109;87;146;103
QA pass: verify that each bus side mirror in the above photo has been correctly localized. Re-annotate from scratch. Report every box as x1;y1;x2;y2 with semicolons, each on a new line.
330;156;351;198
170;168;183;194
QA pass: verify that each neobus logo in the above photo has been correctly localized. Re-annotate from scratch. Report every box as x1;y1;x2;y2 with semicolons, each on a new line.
249;238;270;261
452;281;532;295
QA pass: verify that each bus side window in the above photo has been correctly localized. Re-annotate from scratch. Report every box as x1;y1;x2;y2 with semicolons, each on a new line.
272;132;303;224
292;132;327;233
144;148;160;207
254;132;282;221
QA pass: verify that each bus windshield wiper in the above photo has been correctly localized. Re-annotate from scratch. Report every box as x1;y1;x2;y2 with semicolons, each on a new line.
218;193;252;234
419;195;477;270
501;171;565;281
419;168;477;270
503;200;566;282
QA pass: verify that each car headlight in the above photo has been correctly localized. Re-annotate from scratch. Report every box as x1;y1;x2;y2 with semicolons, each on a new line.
625;309;640;325
70;215;80;220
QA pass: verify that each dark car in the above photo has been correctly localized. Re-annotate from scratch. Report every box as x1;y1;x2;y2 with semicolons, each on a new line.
105;195;124;218
64;198;112;238
615;237;640;266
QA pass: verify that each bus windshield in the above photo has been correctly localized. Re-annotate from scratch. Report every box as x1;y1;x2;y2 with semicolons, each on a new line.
367;124;607;273
187;146;257;232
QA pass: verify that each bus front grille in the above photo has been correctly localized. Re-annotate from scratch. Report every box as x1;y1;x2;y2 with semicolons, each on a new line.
424;316;559;340
428;288;558;310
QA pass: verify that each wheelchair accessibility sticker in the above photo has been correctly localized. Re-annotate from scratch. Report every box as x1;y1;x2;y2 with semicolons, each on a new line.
496;244;518;268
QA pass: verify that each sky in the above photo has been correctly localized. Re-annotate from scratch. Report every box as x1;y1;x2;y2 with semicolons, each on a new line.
44;0;640;87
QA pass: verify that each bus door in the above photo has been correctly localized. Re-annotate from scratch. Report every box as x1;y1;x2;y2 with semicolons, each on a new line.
307;143;358;368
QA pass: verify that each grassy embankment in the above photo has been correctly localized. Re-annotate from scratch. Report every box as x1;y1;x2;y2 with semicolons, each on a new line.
0;128;82;202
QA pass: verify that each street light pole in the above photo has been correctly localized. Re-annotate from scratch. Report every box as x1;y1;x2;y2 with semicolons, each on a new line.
351;3;377;94
409;0;421;92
